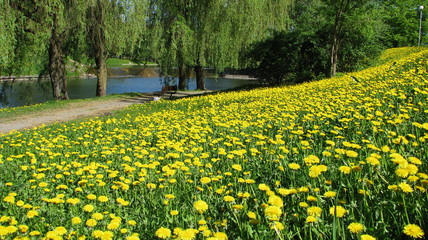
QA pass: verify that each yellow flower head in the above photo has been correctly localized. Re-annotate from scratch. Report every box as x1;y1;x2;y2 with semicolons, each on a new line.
264;205;282;220
307;206;322;217
155;227;171;239
329;206;346;218
193;200;209;214
403;224;424;239
347;222;365;234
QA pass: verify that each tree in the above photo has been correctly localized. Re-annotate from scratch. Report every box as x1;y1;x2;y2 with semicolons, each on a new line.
246;0;386;84
2;1;49;76
0;1;16;74
246;30;328;85
4;0;88;100
86;0;148;97
147;0;293;90
380;0;426;47
323;0;378;76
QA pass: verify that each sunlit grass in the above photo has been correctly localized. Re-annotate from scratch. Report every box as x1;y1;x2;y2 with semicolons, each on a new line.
0;48;427;240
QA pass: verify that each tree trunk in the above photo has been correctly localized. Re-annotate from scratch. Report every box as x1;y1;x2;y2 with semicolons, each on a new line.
195;64;205;90
330;36;339;77
329;0;350;77
89;0;107;97
95;51;107;97
178;62;187;90
48;12;68;100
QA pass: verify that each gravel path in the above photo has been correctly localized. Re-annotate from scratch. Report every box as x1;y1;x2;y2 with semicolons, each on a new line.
0;91;213;135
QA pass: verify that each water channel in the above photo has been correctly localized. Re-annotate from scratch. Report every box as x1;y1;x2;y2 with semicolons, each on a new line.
0;69;255;108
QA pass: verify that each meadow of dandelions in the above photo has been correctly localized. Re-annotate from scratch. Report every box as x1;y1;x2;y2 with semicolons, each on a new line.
0;47;427;240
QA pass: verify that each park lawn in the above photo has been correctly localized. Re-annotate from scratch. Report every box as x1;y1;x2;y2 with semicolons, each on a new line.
0;47;427;240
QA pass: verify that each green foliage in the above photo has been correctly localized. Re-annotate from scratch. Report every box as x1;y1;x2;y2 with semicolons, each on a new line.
144;0;294;78
246;30;329;85
381;0;426;47
0;1;16;73
246;0;387;84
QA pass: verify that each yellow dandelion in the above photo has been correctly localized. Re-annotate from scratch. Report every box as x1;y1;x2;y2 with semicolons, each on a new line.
85;219;97;227
398;182;413;193
338;166;352;174
155;227;171;239
264;205;282;220
403;224;424;239
307;206;322;217
361;234;376;240
288;163;301;170
347;222;365;234
305;216;317;223
71;217;82;225
329;206;346;218
193;200;209;214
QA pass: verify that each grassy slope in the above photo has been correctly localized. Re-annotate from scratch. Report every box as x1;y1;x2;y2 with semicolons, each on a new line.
0;48;427;239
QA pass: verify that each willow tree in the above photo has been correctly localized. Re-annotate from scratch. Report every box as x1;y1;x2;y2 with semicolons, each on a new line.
149;0;293;90
1;1;49;76
46;0;88;100
86;0;148;97
4;0;87;100
0;1;16;75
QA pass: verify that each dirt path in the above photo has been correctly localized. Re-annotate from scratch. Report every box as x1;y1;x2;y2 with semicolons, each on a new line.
0;91;213;135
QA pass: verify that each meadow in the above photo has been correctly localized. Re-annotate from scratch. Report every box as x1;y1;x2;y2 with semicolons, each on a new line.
0;47;427;240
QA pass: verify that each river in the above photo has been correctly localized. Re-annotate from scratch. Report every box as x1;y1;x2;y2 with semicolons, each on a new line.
0;75;254;108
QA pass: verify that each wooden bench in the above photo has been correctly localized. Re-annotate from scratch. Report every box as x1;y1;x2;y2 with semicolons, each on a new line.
157;85;177;99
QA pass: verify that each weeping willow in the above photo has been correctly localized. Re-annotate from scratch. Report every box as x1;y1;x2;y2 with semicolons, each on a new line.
149;0;294;90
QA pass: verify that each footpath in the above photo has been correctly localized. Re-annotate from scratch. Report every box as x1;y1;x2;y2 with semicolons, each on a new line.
0;90;213;135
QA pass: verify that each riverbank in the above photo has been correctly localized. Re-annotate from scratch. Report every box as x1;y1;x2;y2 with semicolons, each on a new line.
0;90;214;135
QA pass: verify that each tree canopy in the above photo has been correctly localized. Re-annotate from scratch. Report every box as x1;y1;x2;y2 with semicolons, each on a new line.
1;0;426;95
145;0;293;90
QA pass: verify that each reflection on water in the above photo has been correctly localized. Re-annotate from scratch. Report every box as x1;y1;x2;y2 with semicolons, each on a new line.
0;76;253;108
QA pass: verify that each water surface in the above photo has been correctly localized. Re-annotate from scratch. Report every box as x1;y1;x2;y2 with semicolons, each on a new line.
0;76;253;108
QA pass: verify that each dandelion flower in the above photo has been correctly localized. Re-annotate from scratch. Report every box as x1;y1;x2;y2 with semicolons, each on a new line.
85;219;97;227
307;206;322;217
361;234;376;240
177;229;197;240
155;227;171;239
398;182;414;193
193;200;209;214
27;210;39;218
247;211;257;219
288;163;301;170
71;217;82;225
347;222;365;233
329;206;346;218
170;210;179;216
212;232;228;240
323;191;337;198
271;221;285;231
403;224;424;239
338;166;352;174
264;206;282;220
200;177;211;184
258;184;270;191
232;164;242;171
223;196;235;202
83;204;94;212
268;195;283;207
305;216;317;223
54;227;67;235
98;196;109;202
